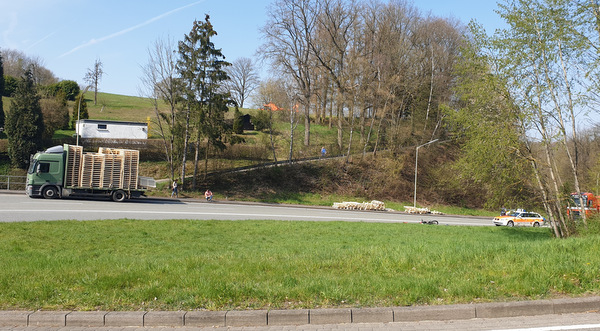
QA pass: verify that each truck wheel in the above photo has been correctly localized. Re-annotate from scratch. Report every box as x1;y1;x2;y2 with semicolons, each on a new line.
112;190;127;202
42;186;58;199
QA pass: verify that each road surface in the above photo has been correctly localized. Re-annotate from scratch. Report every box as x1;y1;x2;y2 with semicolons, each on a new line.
0;192;493;225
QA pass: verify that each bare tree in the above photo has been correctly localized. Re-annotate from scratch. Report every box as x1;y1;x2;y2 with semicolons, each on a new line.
1;49;57;85
140;37;182;181
224;57;259;108
261;0;318;147
256;78;289;162
84;59;104;105
310;0;359;150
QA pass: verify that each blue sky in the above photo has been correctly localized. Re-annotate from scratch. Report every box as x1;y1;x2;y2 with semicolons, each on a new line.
1;0;505;98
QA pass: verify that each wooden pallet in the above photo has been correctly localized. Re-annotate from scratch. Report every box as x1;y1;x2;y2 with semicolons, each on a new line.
81;153;105;188
65;145;83;187
98;147;139;189
101;154;123;188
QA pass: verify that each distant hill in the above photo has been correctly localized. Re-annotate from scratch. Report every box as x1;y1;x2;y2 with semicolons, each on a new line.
85;92;162;123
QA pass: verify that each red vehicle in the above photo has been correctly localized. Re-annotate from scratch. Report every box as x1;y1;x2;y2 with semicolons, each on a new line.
567;193;600;218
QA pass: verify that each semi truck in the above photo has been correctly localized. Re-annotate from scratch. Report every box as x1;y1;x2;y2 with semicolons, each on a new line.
567;192;600;218
26;144;155;202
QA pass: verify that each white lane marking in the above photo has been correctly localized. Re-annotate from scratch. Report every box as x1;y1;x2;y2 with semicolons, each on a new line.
21;202;84;205
490;324;600;331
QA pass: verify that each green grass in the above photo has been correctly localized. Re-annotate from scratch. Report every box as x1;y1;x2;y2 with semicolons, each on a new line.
85;92;158;122
1;219;599;311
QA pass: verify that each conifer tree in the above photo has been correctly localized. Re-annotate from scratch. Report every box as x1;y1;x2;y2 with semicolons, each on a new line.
0;51;5;130
177;14;234;188
5;69;44;168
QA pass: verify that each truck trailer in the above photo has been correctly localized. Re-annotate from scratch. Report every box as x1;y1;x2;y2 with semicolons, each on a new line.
26;144;155;202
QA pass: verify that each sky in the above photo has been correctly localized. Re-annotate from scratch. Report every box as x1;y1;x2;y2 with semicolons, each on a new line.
0;0;506;99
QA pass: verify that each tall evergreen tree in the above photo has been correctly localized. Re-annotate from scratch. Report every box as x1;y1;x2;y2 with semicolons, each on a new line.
5;69;44;169
0;51;5;130
177;14;233;188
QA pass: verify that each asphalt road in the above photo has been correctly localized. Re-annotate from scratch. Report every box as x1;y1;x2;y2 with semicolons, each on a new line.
0;192;494;225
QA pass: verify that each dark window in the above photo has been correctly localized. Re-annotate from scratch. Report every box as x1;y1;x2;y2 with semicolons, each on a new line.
38;162;50;173
98;124;107;130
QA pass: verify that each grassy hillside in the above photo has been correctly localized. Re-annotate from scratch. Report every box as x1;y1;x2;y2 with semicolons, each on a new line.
0;91;498;212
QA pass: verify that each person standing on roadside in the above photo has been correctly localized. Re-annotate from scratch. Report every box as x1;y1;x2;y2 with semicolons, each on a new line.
171;179;178;198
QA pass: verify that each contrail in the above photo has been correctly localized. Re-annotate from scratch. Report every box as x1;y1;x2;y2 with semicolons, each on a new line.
28;30;58;51
59;0;205;58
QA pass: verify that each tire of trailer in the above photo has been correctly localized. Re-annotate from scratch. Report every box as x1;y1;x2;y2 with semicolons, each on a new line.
112;190;127;202
42;186;59;199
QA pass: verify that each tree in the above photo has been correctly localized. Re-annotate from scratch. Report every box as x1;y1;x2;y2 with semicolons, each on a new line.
224;57;259;108
140;36;182;182
84;59;103;105
489;0;595;236
41;91;69;142
233;108;244;134
256;78;289;162
310;0;359;150
55;80;80;101
177;14;233;188
443;35;532;210
261;0;318;147
3;75;17;97
1;49;57;85
5;69;44;169
0;51;5;130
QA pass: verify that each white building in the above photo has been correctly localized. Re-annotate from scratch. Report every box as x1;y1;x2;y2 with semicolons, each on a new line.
76;119;148;139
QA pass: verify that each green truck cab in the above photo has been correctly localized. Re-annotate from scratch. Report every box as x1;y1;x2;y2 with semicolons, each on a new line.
26;145;65;199
26;144;155;201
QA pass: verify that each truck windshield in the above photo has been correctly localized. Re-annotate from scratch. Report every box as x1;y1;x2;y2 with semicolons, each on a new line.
27;160;38;174
571;195;588;208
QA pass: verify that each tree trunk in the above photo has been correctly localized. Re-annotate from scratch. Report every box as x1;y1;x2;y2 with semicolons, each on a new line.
337;93;344;150
269;111;277;162
181;104;191;190
304;97;310;146
204;141;210;180
192;134;200;190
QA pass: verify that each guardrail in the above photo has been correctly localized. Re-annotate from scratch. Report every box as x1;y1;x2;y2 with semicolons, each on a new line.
0;175;26;191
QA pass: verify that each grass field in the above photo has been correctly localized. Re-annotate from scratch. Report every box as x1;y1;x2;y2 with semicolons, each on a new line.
1;219;599;311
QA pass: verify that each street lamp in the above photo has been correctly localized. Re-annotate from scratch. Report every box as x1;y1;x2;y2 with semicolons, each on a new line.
413;139;439;208
76;86;90;146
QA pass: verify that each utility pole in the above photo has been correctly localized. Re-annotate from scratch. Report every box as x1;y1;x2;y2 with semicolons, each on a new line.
413;139;439;208
76;86;90;146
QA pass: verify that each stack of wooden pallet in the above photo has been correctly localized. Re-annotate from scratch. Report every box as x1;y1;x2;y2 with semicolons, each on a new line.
65;145;83;187
66;146;140;189
98;147;139;189
81;153;106;188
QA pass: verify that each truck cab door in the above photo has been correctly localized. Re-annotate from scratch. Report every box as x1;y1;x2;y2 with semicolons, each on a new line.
35;161;62;185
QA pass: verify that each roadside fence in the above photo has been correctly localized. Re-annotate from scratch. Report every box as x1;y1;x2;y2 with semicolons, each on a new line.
0;175;26;191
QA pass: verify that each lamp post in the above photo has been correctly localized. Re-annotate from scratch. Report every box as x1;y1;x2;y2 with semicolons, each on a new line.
76;86;90;146
413;139;439;208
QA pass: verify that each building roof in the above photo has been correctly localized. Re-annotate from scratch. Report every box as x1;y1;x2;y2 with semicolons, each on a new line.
77;119;147;127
